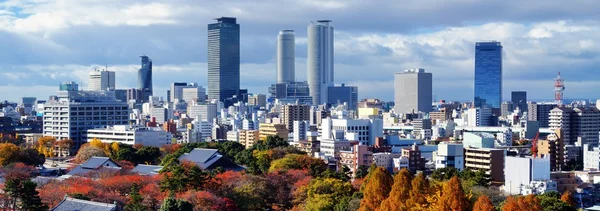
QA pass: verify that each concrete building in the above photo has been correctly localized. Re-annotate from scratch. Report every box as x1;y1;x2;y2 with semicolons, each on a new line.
320;117;383;146
208;17;240;103
394;68;432;114
537;129;565;171
150;107;168;123
327;84;358;110
430;107;452;124
435;142;464;170
505;156;552;195
319;138;351;160
549;107;600;145
373;153;401;172
402;144;425;173
307;20;334;105
182;85;207;104
88;69;115;91
282;104;310;132
268;81;312;105
248;94;266;108
340;145;373;175
358;108;379;119
511;91;527;112
87;125;171;147
277;30;295;83
467;107;493;126
42;90;129;148
293;120;309;142
169;82;188;103
463;132;495;148
464;147;506;183
239;130;259;149
527;102;558;128
259;123;289;141
187;103;218;123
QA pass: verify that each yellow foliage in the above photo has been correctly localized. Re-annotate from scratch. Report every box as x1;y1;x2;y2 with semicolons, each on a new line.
37;136;56;157
89;138;105;149
111;142;119;153
0;143;20;166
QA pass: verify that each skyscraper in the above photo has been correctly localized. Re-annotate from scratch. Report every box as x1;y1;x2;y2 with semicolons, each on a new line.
277;30;295;83
474;41;502;108
394;68;432;114
138;55;153;102
307;20;334;105
88;69;115;91
208;17;240;103
511;91;527;112
170;82;188;103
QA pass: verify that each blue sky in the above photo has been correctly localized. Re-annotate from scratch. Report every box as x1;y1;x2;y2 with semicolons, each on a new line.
0;0;599;102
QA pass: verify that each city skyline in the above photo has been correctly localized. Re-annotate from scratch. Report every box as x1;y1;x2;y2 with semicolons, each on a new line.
0;1;599;102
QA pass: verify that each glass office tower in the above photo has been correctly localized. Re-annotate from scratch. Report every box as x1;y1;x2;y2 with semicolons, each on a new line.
474;41;502;108
207;17;240;103
138;55;153;102
307;20;334;106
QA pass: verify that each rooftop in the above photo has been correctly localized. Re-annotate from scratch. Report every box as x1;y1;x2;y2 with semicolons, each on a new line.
51;197;117;211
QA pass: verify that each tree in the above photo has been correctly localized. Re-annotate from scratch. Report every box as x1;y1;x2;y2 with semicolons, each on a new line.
4;176;48;210
124;184;146;211
160;161;209;193
359;167;393;211
17;148;45;166
37;136;56;157
74;144;107;163
304;178;353;211
431;167;460;181
460;169;491;187
406;172;430;209
159;196;193;211
502;195;542;211
560;191;575;207
380;168;413;210
0;143;20;166
536;191;576;211
135;146;161;164
473;195;495;211
355;165;369;179
437;176;469;211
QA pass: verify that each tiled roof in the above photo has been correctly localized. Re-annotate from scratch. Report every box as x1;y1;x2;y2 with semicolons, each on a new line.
51;197;117;211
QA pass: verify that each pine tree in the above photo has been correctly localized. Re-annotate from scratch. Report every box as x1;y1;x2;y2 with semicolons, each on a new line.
124;184;146;211
437;176;469;211
159;196;193;211
379;168;413;211
473;195;494;211
358;167;393;211
19;180;48;211
561;191;575;207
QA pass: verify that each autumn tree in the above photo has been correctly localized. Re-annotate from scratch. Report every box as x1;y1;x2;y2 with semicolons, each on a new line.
55;139;73;157
3;164;47;210
502;195;542;211
437;176;469;211
0;143;20;166
37;136;56;157
124;183;146;211
379;168;413;210
473;195;495;211
406;172;430;209
304;178;353;211
359;167;393;211
561;191;575;207
74;144;107;163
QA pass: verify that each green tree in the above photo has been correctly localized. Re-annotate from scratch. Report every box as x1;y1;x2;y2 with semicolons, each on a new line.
359;167;393;211
355;165;370;179
460;169;490;187
124;184;146;211
17;148;45;166
536;191;576;211
305;178;354;211
159;196;193;211
431;167;460;181
135;146;161;164
4;178;48;210
160;162;209;193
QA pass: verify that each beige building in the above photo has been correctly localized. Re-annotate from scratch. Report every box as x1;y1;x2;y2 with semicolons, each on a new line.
259;123;289;141
537;129;565;171
248;94;267;108
464;147;506;183
239;130;259;149
282;105;310;132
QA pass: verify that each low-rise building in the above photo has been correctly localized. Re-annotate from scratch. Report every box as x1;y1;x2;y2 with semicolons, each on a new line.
259;123;289;141
435;142;464;170
340;145;373;175
401;143;425;173
464;147;506;183
504;156;551;195
463;132;495;148
86;125;172;147
239;130;259;149
537;129;565;171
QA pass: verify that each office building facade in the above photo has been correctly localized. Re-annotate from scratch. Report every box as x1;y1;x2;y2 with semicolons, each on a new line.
268;81;312;105
474;41;502;108
328;84;358;110
282;105;311;132
208;17;240;103
394;68;432;114
138;55;153;101
277;30;295;83
527;102;558;127
511;91;527;112
307;20;334;105
182;85;207;104
88;70;115;91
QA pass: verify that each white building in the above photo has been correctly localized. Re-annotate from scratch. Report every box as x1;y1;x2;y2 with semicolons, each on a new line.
467;107;492;127
88;69;115;91
293;120;309;142
584;144;600;170
320;117;383;145
394;68;432;114
277;30;295;83
320;137;351;159
463;132;495;148
42;90;129;148
150;107;168;123
182;85;207;104
307;20;334;105
435;142;464;170
226;130;239;142
495;128;513;147
504;156;551;195
188;103;218;123
87;125;171;147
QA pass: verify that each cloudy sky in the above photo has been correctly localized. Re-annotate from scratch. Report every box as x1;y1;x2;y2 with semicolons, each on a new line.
0;0;599;102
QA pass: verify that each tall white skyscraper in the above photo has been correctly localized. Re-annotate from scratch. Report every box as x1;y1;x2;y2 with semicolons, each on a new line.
88;69;115;91
307;20;334;105
394;68;432;114
277;30;295;83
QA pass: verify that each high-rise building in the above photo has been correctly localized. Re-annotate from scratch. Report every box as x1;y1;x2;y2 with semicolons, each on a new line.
247;94;266;108
277;30;295;83
464;147;506;182
208;17;240;103
170;82;188;103
60;81;79;91
138;55;153;101
527;102;558;127
467;107;493;126
549;107;600;145
307;20;334;105
88;70;115;91
126;88;144;103
182;85;207;104
268;81;312;105
511;91;527;112
474;41;502;108
327;84;358;110
394;68;433;114
187;103;218;123
282;105;311;132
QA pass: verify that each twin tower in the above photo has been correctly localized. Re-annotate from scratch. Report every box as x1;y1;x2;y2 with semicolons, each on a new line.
277;20;334;105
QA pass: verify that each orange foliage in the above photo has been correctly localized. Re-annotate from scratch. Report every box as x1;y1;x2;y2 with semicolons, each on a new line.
380;168;413;211
502;195;542;211
473;195;495;211
359;167;393;211
561;191;575;207
438;176;469;211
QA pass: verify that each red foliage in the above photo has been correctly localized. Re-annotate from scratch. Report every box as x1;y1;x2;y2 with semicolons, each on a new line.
179;190;239;211
2;162;35;180
352;178;364;190
161;144;181;154
116;160;135;170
